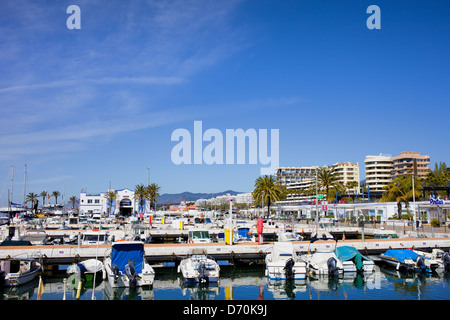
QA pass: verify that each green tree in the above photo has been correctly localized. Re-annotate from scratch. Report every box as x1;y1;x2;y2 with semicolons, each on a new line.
146;183;161;210
425;162;450;198
134;184;147;213
380;175;421;219
252;175;285;217
68;196;78;210
26;192;39;213
317;166;340;201
52;191;61;204
39;191;48;206
104;190;117;215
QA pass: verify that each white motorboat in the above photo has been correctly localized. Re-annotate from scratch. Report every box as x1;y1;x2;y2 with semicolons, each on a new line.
411;249;444;272
335;246;375;273
187;229;211;244
277;232;303;242
104;241;155;288
379;249;437;273
0;258;41;286
20;230;49;245
302;236;344;277
177;249;220;283
81;230;110;245
265;242;307;280
67;259;104;283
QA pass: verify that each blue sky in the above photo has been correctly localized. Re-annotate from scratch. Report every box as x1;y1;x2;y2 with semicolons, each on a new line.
0;0;449;206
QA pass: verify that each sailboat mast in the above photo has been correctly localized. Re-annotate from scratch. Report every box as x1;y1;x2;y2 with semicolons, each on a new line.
10;165;14;205
23;164;27;206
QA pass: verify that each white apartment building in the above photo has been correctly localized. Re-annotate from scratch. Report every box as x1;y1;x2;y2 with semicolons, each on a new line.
364;154;393;192
332;162;360;192
195;192;253;207
79;188;140;216
275;166;318;186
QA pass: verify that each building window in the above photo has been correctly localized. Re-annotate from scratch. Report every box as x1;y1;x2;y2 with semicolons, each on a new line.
95;199;100;204
88;199;92;204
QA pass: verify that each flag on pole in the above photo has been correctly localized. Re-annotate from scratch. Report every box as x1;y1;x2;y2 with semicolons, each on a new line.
37;276;45;300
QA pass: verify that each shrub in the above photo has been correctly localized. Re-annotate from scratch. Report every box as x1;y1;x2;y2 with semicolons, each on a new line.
431;219;441;227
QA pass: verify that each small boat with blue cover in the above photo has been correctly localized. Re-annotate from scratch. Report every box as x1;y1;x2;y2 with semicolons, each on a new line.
335;246;375;274
380;249;437;273
104;241;155;288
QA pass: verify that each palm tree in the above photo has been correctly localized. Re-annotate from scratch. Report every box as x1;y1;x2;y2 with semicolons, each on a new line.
380;175;421;219
134;184;147;214
68;196;78;210
52;191;61;204
39;191;48;206
26;192;39;214
252;175;285;217
146;183;161;211
317;166;340;201
104;190;117;215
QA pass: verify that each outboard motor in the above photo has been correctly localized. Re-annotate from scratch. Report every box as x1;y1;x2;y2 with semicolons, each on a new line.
197;260;207;283
124;260;138;287
327;257;339;277
283;258;295;280
443;253;450;272
416;255;427;273
111;264;120;283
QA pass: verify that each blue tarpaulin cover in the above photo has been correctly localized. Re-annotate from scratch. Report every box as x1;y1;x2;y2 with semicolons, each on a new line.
383;249;419;262
111;242;144;273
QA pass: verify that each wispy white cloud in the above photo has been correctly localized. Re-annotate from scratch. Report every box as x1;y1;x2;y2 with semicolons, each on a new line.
0;76;184;93
0;0;249;166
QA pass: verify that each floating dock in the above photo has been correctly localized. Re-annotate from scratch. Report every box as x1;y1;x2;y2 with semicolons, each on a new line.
1;237;449;266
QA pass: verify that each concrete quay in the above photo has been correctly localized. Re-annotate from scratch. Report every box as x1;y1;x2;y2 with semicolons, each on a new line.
1;237;449;266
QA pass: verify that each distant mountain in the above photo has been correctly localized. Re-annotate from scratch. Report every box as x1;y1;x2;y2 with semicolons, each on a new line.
157;190;244;205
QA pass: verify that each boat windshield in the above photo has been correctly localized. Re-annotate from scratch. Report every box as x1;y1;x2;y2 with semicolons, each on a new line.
83;234;106;241
374;233;399;239
190;231;209;239
282;233;297;240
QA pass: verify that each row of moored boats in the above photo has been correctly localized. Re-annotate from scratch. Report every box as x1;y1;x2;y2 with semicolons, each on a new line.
2;237;450;289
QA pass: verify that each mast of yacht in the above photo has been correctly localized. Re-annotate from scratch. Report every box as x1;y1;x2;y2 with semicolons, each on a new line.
10;165;14;207
23;164;27;208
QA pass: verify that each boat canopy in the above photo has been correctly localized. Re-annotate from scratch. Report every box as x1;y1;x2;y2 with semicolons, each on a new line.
111;242;144;274
335;246;370;271
335;246;371;262
383;249;419;262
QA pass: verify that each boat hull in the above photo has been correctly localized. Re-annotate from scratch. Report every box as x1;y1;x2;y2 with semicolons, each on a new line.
5;266;40;286
178;256;220;283
265;260;307;280
379;254;416;272
341;261;375;273
104;258;155;288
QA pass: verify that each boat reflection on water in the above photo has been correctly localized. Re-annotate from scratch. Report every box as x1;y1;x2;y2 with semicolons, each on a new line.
266;279;307;299
102;280;155;300
0;264;449;300
179;280;220;300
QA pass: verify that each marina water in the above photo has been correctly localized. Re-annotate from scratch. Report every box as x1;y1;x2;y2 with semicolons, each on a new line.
2;264;450;300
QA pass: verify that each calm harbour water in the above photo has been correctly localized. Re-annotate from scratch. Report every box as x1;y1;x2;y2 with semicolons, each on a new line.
2;265;450;301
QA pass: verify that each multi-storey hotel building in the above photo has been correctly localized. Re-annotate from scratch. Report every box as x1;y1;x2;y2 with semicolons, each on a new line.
275;166;318;187
391;151;430;179
364;154;393;192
